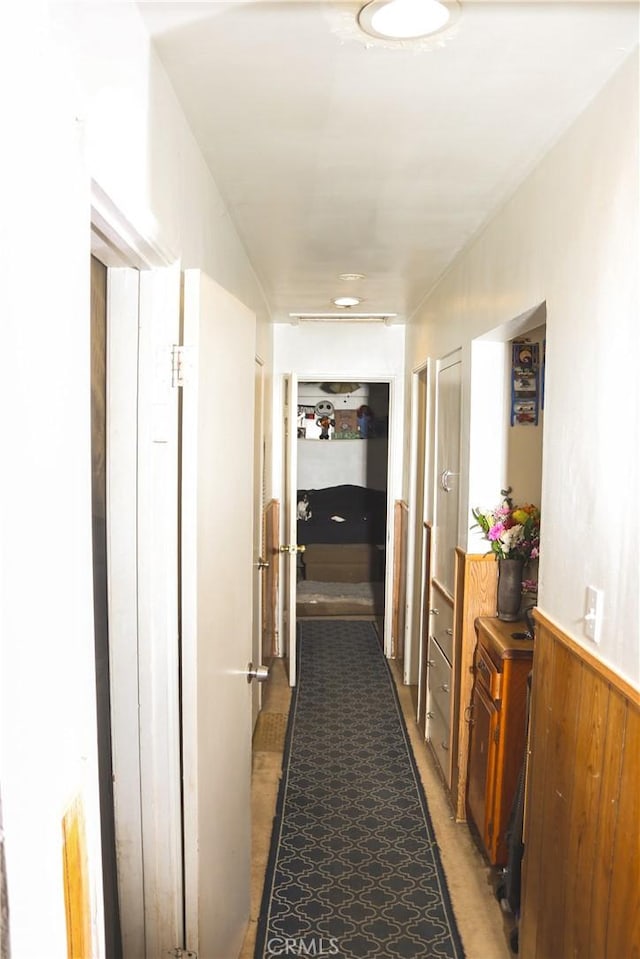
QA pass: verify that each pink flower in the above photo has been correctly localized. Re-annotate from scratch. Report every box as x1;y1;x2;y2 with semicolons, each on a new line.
488;523;505;541
530;546;539;559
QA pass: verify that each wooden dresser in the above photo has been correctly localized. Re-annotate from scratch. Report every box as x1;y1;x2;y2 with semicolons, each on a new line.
466;616;534;865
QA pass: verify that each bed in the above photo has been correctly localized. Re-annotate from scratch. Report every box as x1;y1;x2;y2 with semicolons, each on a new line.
296;484;387;547
296;484;387;617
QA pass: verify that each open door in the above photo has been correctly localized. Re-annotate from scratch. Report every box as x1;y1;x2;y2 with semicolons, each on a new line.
281;373;300;686
181;270;257;958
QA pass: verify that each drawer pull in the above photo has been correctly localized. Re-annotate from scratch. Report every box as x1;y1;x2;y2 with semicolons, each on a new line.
427;659;436;668
441;741;450;751
430;608;440;616
464;705;474;723
426;711;434;720
440;683;450;694
445;627;453;635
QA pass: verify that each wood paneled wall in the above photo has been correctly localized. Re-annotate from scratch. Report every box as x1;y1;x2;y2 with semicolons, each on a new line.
521;611;640;959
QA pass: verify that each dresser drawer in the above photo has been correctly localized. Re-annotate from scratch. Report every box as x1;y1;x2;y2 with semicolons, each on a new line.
429;596;454;664
427;699;452;785
428;635;452;723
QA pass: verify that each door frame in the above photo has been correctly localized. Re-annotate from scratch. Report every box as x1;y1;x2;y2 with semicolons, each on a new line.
404;360;432;690
251;354;266;725
276;372;400;662
91;181;183;956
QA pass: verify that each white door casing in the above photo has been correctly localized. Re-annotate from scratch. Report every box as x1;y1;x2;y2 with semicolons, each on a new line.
107;264;184;957
252;356;266;726
282;373;298;687
406;363;431;699
137;265;184;953
181;270;256;958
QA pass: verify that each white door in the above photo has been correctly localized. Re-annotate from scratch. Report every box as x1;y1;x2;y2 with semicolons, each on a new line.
282;373;298;686
181;270;256;958
434;355;461;593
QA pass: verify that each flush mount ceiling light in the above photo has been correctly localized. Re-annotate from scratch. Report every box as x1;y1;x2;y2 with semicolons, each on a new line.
332;296;363;308
338;272;366;282
357;0;458;41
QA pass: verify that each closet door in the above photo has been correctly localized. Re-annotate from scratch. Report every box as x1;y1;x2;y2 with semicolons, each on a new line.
433;354;461;594
426;352;461;784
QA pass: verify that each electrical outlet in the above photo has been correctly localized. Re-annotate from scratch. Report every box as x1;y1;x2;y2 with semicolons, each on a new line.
584;586;603;643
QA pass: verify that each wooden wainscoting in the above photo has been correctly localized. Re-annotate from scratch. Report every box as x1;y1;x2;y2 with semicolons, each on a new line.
451;550;498;820
520;611;640;959
391;500;409;661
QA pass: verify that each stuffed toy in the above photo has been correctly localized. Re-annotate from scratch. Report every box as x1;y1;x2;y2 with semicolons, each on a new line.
315;400;335;439
317;416;334;439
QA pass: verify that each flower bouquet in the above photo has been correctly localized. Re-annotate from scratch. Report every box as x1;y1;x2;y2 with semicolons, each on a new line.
471;488;540;562
472;488;540;621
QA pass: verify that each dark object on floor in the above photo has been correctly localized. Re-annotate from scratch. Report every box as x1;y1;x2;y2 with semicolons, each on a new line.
254;620;466;959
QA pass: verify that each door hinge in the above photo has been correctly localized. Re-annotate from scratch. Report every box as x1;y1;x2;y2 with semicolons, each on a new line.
168;949;197;959
171;344;185;388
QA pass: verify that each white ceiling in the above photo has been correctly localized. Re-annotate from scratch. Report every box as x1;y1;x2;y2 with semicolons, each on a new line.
137;1;638;322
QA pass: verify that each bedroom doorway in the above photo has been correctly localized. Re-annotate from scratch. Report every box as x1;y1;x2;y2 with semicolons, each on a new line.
294;381;390;626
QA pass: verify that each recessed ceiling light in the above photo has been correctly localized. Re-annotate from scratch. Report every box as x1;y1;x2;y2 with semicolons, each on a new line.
358;0;457;41
332;296;363;308
338;272;366;282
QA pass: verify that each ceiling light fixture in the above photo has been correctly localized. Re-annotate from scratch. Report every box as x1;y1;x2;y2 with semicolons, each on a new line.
332;296;362;308
358;0;454;41
338;272;366;282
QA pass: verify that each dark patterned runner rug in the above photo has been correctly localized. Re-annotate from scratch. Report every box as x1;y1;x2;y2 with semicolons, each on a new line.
254;620;465;959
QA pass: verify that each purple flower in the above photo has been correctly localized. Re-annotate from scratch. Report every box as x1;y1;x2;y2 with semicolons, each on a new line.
488;523;505;541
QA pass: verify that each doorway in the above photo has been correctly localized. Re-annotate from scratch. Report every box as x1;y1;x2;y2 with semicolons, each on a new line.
294;381;389;623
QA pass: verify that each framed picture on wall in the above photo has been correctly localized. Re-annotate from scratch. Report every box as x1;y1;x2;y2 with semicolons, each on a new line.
511;341;540;426
334;409;359;439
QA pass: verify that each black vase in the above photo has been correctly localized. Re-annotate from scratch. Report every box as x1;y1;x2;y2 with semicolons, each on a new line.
497;558;524;621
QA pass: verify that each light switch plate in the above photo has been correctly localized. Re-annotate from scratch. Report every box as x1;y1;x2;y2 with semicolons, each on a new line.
584;586;603;644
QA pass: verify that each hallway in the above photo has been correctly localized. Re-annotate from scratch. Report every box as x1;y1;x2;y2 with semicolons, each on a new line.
240;629;513;958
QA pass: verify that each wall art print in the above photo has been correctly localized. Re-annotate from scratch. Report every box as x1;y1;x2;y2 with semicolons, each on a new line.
511;341;539;426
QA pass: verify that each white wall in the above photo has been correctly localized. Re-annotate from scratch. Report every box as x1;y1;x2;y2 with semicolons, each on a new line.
0;2;272;954
297;438;389;491
406;50;640;685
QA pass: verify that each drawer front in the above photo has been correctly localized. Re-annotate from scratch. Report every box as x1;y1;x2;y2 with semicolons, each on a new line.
429;597;454;664
427;699;452;786
476;642;502;702
428;636;452;723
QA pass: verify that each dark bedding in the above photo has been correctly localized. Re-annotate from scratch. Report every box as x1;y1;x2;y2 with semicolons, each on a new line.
296;484;386;545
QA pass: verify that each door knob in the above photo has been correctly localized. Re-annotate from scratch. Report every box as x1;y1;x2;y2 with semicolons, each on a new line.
255;557;270;569
440;469;459;493
279;544;306;554
247;662;269;684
